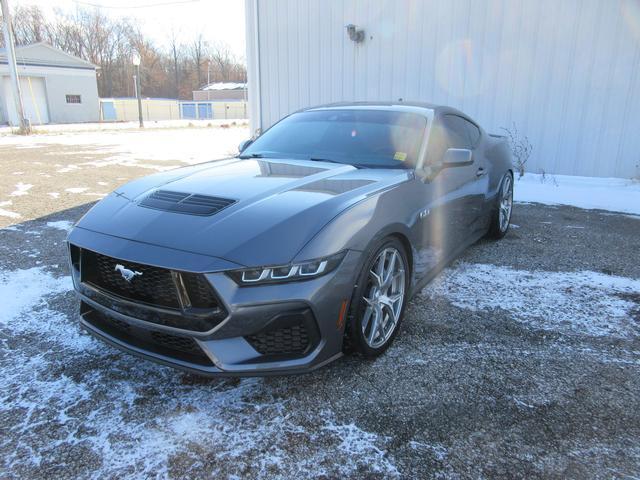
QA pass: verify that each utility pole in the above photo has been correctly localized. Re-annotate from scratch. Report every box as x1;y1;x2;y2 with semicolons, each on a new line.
1;0;30;134
132;54;144;128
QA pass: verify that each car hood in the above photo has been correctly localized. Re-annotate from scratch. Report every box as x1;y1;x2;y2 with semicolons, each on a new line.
75;157;410;267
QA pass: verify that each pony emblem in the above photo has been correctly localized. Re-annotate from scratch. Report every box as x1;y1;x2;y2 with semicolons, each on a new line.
114;264;143;283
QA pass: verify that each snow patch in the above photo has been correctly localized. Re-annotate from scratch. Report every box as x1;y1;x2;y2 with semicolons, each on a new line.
515;174;640;215
0;200;21;219
322;417;399;476
0;124;248;167
0;267;71;324
10;182;33;196
65;187;89;194
423;263;640;337
46;221;74;232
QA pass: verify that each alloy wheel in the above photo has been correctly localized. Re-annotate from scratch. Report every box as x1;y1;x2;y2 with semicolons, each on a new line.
361;247;406;349
499;174;513;232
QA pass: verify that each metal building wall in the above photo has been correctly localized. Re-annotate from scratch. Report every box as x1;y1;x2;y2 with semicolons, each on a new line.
245;0;640;178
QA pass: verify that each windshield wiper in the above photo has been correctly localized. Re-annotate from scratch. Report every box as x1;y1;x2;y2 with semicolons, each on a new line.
238;152;265;159
309;157;366;168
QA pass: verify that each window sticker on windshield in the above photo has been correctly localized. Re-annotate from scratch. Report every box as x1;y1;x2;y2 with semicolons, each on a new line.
394;151;407;161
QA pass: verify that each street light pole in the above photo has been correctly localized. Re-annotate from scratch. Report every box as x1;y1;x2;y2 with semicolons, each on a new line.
132;54;144;128
1;0;30;134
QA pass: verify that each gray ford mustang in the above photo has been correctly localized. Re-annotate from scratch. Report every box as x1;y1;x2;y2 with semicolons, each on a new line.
67;102;513;376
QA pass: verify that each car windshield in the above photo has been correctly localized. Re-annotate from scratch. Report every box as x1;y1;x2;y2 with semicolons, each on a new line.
240;109;427;168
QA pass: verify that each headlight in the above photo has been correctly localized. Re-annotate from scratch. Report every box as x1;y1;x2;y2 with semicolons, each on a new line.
227;252;346;285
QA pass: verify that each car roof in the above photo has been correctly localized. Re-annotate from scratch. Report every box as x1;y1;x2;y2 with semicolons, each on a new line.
303;101;466;118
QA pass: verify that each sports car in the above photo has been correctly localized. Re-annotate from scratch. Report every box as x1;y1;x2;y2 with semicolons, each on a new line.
67;102;514;376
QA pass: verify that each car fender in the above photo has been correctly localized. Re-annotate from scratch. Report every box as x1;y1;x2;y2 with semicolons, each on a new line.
294;180;417;266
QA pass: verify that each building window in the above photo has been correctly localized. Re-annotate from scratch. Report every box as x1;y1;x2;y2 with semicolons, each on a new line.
66;95;82;104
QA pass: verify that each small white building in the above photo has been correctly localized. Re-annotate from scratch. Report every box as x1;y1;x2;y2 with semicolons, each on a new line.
193;82;248;101
245;0;640;178
0;43;100;126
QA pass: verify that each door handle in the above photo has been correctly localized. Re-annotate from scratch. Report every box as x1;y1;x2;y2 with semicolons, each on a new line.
476;167;487;177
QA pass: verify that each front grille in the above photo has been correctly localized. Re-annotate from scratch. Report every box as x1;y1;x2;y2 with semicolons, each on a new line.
83;250;180;308
139;190;236;216
75;247;228;332
80;249;222;311
246;324;310;356
181;272;219;309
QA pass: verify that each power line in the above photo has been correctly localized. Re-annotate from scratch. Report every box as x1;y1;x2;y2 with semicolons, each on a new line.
71;0;202;9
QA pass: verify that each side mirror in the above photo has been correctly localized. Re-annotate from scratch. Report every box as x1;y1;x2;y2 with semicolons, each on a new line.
238;139;253;153
442;148;473;168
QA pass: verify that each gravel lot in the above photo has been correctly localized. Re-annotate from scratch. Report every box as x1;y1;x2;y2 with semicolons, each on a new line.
1;127;639;479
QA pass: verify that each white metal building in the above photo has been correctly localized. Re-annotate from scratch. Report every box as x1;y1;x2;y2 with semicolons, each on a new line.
245;0;640;178
0;43;100;126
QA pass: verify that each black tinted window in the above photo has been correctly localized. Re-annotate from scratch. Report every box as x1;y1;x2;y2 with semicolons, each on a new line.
442;115;472;149
465;120;481;146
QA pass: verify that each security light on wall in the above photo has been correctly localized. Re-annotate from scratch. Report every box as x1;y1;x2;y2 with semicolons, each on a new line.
345;24;365;43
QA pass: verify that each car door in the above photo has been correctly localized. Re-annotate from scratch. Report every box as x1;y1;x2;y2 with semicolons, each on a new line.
448;114;488;237
416;114;485;262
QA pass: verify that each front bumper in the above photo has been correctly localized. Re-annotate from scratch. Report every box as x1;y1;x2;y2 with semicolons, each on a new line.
68;228;360;376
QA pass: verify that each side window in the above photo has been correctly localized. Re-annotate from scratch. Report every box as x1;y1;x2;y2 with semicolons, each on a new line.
425;115;481;164
442;115;472;149
442;114;482;148
464;120;481;147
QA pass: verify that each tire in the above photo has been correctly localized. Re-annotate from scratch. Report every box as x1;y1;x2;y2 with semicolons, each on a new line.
345;236;410;358
487;171;514;239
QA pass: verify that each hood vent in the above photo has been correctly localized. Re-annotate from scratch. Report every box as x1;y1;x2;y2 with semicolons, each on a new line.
139;190;236;216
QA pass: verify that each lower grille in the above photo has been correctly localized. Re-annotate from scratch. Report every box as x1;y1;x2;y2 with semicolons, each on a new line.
82;303;212;365
246;324;310;356
150;331;203;356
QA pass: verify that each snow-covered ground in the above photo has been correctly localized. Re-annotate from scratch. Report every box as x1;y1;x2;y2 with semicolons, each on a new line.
0;265;399;478
515;173;640;216
0;119;247;135
425;263;640;338
0;125;251;225
0;124;249;168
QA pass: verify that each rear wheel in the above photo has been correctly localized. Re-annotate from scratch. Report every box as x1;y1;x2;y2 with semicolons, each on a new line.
488;172;513;239
346;237;410;357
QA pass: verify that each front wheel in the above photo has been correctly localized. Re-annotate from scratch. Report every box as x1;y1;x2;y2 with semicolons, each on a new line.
487;172;514;239
346;237;410;357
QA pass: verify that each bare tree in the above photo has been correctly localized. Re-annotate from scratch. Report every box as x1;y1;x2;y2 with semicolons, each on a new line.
501;123;533;178
168;27;183;98
7;5;51;44
189;32;208;89
2;5;247;100
208;41;247;82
